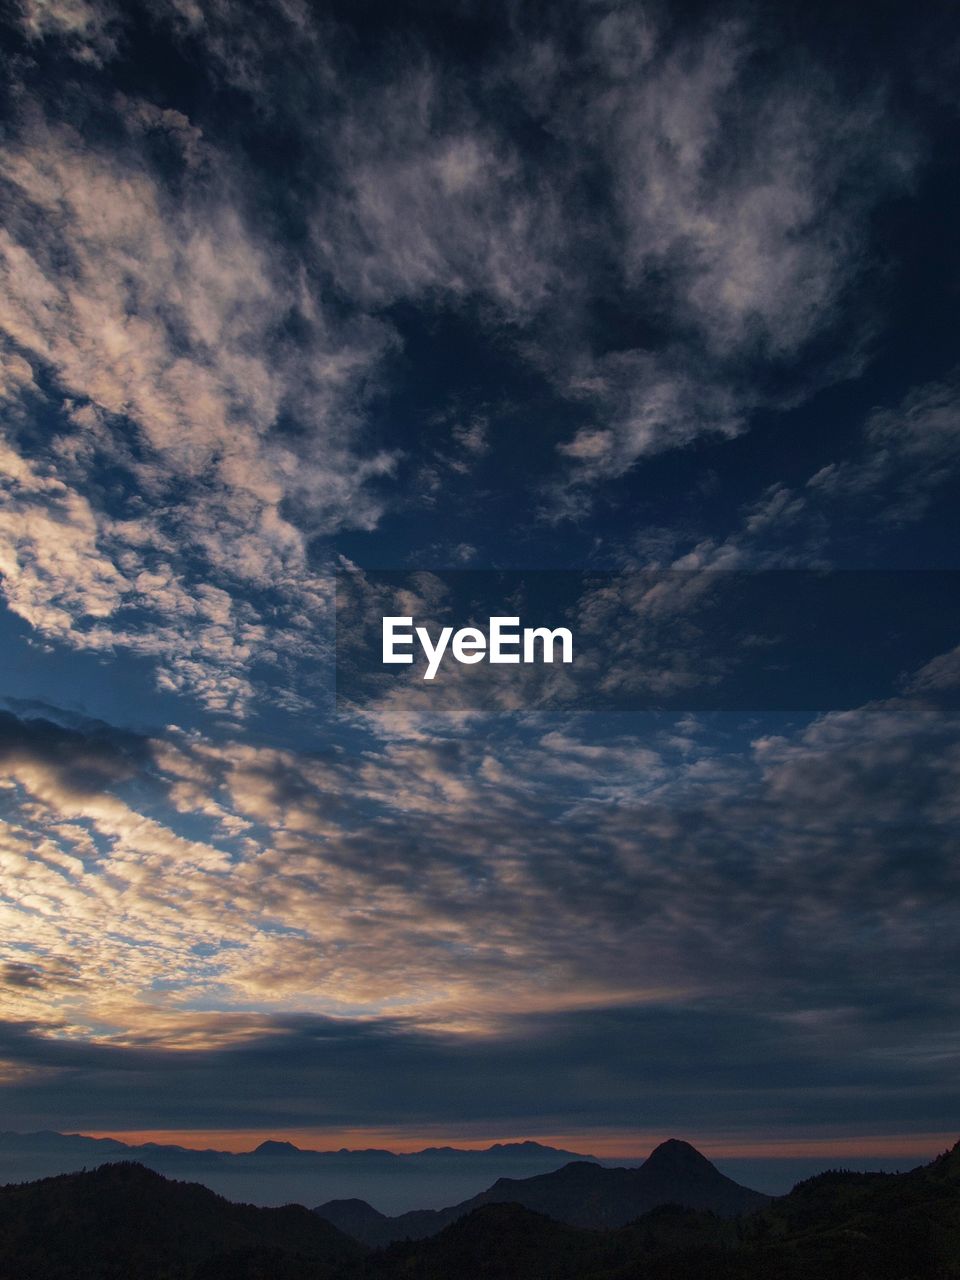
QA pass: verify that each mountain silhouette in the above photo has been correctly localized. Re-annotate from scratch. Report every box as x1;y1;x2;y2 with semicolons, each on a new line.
316;1138;770;1243
365;1202;605;1279
364;1138;960;1279
0;1130;597;1215
0;1161;364;1279
640;1136;718;1174
248;1140;303;1157
312;1197;390;1241
2;1140;959;1279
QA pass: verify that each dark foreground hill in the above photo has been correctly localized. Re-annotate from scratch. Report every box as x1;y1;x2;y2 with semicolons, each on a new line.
316;1138;770;1243
0;1162;364;1280
2;1140;959;1279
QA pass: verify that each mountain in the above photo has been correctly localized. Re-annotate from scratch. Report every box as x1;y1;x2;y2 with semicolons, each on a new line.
316;1138;770;1243
0;1161;364;1280
365;1203;608;1280
314;1199;391;1241
0;1131;597;1214
2;1141;958;1279
737;1138;960;1278
362;1139;960;1279
249;1140;303;1157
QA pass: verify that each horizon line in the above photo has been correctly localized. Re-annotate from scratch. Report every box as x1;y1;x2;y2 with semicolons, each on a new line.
61;1128;959;1162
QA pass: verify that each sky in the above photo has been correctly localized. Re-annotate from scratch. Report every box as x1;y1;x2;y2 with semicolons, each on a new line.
0;0;959;1178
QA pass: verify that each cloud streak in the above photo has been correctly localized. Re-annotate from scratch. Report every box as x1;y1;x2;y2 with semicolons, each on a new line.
1;670;957;1056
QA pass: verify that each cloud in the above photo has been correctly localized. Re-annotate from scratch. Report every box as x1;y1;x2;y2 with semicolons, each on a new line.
808;374;960;522
555;351;744;483
597;24;900;357
0;657;957;1057
0;102;397;712
42;0;914;497
0;434;129;636
314;91;562;320
14;0;119;64
0;113;395;521
661;373;960;572
514;7;915;493
0;998;956;1139
0;0;936;712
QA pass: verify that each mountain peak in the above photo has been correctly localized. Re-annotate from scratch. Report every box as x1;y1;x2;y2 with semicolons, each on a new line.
643;1139;717;1174
250;1139;301;1155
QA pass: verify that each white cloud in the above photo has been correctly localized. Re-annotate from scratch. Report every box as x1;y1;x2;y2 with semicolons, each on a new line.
808;374;960;521
15;0;119;64
0;111;396;711
515;9;916;488
313;72;562;320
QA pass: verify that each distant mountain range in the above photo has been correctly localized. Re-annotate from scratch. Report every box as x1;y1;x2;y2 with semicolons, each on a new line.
0;1131;599;1214
316;1138;770;1243
2;1139;958;1278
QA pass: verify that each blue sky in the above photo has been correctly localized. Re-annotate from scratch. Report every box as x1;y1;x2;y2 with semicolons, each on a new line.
0;0;959;1170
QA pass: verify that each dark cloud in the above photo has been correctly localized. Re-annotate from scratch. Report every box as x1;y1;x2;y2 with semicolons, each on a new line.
0;708;148;793
0;999;956;1139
